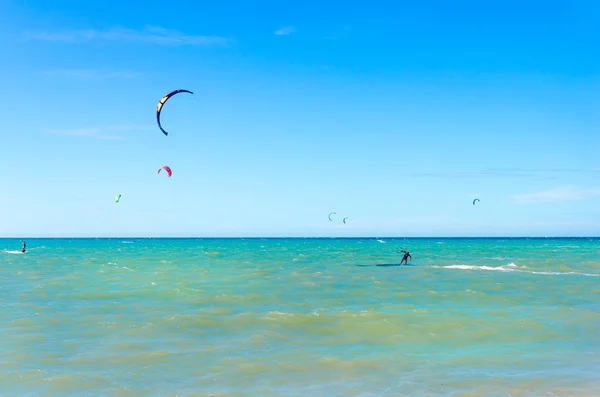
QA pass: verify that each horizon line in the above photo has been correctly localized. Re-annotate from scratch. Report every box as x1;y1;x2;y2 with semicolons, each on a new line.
1;236;599;239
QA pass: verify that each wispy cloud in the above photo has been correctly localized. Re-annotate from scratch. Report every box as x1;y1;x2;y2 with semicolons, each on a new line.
45;124;153;140
511;186;600;204
42;69;143;79
21;26;232;46
274;26;296;36
397;168;600;179
401;170;529;178
46;128;124;140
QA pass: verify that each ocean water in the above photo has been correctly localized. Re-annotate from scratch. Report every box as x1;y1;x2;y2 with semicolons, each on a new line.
1;238;598;396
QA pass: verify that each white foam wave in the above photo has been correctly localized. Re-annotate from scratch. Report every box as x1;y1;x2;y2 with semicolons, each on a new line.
442;264;520;272
529;271;598;277
436;263;598;277
3;250;24;255
377;240;386;244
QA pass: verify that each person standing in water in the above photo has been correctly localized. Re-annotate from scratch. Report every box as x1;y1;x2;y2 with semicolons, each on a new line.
400;250;411;265
21;241;26;253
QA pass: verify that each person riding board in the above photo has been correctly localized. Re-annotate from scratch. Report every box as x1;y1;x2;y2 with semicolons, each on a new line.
21;241;26;253
400;250;411;265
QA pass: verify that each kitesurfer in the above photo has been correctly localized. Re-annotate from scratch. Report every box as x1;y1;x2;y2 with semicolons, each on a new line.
21;241;26;253
400;250;411;265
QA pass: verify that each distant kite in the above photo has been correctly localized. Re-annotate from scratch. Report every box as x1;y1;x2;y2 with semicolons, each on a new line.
473;198;480;205
342;217;349;224
328;212;336;221
156;89;193;136
115;194;121;203
158;166;172;177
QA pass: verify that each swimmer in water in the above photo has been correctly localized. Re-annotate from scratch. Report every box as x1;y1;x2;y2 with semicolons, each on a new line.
21;241;26;253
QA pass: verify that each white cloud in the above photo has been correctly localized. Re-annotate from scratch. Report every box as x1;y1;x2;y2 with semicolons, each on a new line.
397;168;600;179
42;69;143;79
274;26;296;36
46;128;123;140
511;186;600;204
21;26;232;46
45;124;152;140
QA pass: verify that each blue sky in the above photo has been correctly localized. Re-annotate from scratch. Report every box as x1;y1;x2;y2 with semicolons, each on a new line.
1;0;599;237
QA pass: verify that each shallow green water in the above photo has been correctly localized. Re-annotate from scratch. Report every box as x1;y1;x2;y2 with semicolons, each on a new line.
1;238;598;396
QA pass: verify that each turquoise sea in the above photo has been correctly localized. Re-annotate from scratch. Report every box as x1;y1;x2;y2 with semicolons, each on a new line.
1;238;599;396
